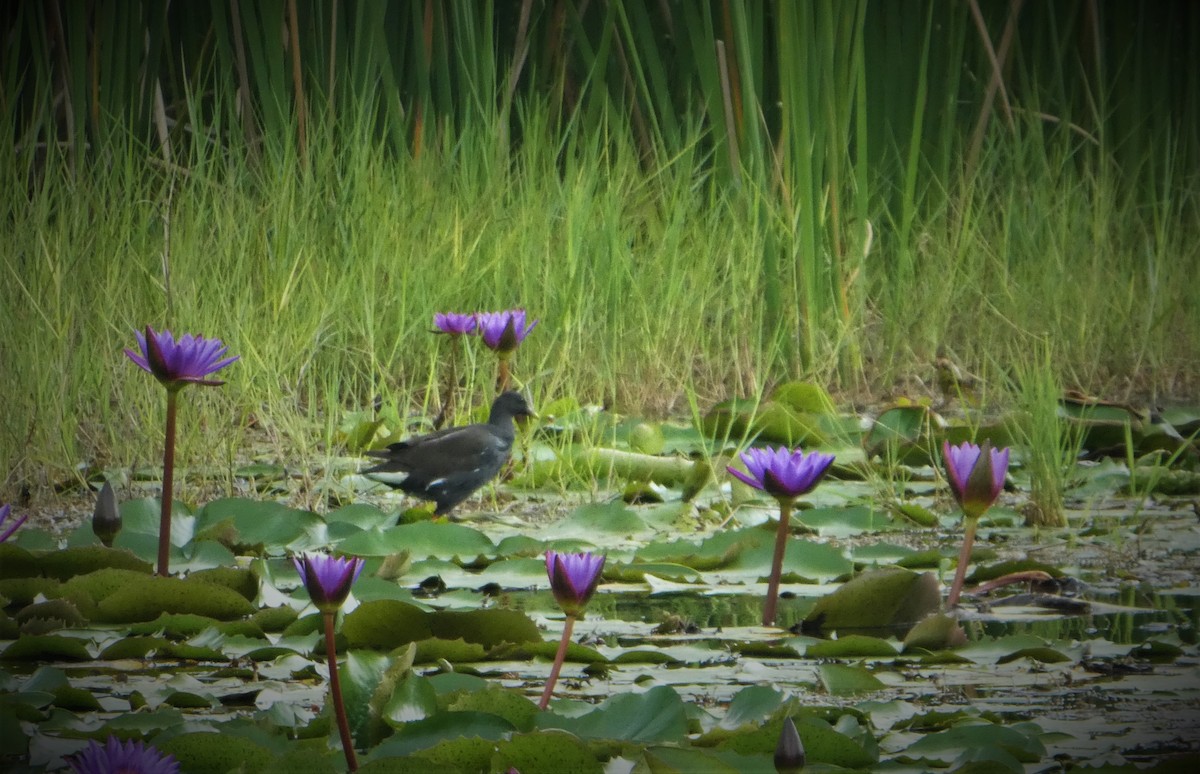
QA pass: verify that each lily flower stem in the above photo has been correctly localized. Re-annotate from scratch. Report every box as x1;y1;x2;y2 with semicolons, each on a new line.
497;356;510;394
947;516;979;608
438;337;460;430
539;613;576;710
323;611;358;772
157;389;179;577
763;500;793;627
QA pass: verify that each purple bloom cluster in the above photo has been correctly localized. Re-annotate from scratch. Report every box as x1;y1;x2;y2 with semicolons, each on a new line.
433;308;538;353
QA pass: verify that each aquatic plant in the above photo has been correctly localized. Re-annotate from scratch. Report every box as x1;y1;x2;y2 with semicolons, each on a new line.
729;446;836;626
476;309;538;392
942;440;1010;607
293;552;365;771
432;311;479;428
126;326;238;576
540;550;605;709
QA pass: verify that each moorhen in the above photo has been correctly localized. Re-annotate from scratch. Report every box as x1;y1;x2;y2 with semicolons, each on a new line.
363;391;536;516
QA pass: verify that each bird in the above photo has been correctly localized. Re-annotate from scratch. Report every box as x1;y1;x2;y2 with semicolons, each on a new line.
363;391;536;516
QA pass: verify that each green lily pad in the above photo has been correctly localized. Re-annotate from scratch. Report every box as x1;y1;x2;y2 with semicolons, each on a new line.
818;663;886;695
802;568;940;637
95;575;256;622
36;545;152;580
1;635;92;661
336;522;495;561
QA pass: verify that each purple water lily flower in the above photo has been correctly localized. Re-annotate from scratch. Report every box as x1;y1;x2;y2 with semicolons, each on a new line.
728;446;836;501
476;309;538;354
942;440;1009;521
0;503;28;542
125;326;239;390
942;440;1011;608
546;550;606;618
433;311;478;336
728;445;836;627
293;553;365;613
539;550;606;709
65;736;179;774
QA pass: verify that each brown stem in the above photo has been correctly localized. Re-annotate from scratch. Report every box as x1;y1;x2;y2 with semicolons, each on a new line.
157;389;179;577
762;499;792;626
324;611;358;772
436;337;461;430
946;516;979;608
497;356;510;393
538;614;575;710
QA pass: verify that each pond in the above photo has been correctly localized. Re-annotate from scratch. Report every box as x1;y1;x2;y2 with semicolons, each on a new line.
2;391;1199;773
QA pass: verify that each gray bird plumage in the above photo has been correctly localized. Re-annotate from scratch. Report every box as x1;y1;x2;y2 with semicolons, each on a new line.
363;391;535;515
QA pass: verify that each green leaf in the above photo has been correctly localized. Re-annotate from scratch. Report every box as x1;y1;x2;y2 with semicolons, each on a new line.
383;673;438;725
342;600;433;649
192;497;323;555
341;649;393;746
548;501;653;537
156;732;274;773
336;522;495;560
720;685;784;729
818;663;886;695
2;635;92;661
491;730;603;773
430;609;541;648
372;711;516;757
94;575;256;622
806;635;898;658
803;568;940;637
902;722;1046;764
538;685;687;742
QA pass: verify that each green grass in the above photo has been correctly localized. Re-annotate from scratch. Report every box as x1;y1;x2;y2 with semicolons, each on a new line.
3;110;1197;502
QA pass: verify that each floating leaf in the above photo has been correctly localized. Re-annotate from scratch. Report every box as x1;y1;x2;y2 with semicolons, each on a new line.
819;664;886;695
430;609;540;648
802;568;940;637
336;522;495;561
0;544;39;579
901;722;1046;764
491;730;603;774
537;685;687;742
902;613;967;652
447;685;538;732
1;635;92;661
192;497;322;554
720;685;784;729
806;635;898;658
95;575;256;622
156;732;274;772
342;600;433;649
372;711;516;758
36;545;152;580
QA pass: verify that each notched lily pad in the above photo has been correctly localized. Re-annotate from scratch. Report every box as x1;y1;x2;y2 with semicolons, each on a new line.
187;566;259;600
0;543;39;579
35;545;153;580
430;609;540;647
800;568;940;638
1;634;92;661
95;575;256;622
342;599;433;649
